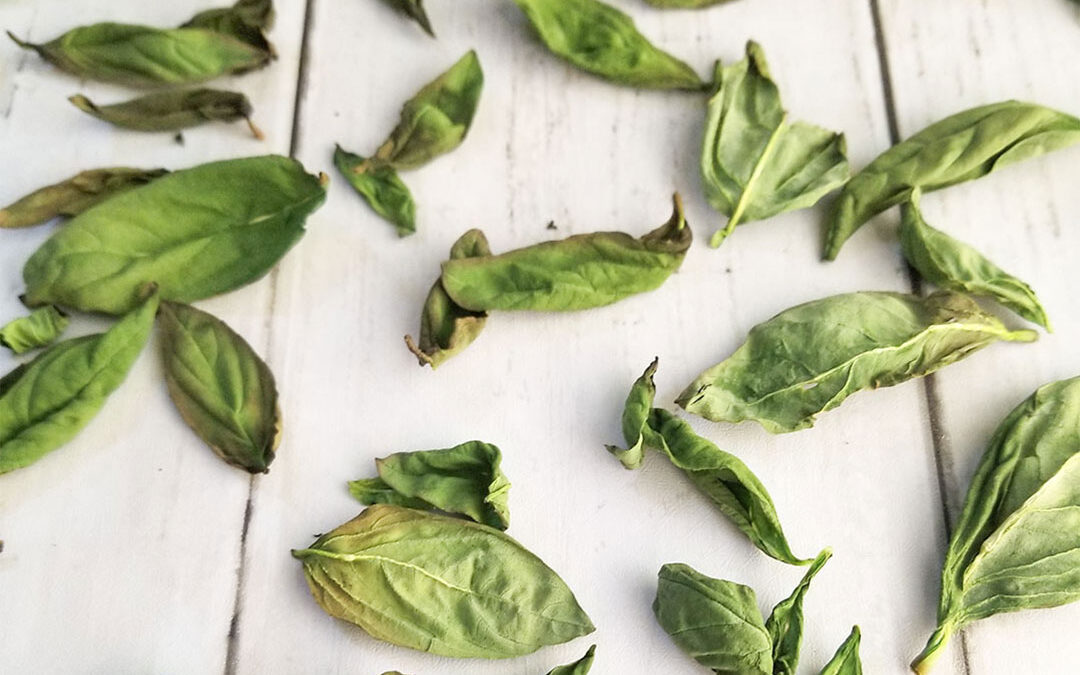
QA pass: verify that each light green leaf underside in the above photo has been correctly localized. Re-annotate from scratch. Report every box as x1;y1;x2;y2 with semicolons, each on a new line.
0;306;69;355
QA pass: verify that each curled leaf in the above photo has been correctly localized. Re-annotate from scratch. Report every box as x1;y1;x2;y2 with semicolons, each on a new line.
333;146;414;236
766;548;833;675
548;644;596;674
182;0;275;52
69;89;262;137
0;306;69;355
0;167;166;229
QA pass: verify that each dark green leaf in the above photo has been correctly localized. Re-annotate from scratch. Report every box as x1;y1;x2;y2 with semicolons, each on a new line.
383;0;435;37
69;89;261;137
820;626;862;675
333;145;415;236
765;548;832;675
182;0;274;52
548;644;596;674
0;306;69;355
0;167;166;229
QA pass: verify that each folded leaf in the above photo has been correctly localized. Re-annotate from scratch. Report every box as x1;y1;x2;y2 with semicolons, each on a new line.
383;0;435;37
405;229;490;367
825;101;1080;259
548;644;596;674
441;193;691;311
8;23;271;88
913;377;1080;673
677;291;1037;433
765;548;832;675
158;302;280;474
0;306;69;355
70;89;262;137
820;626;862;675
512;0;703;90
333;145;415;236
900;188;1049;329
348;440;511;530
23;155;327;315
702;42;848;247
0;290;158;474
0;167;166;229
292;505;594;658
604;356;662;469
182;0;274;52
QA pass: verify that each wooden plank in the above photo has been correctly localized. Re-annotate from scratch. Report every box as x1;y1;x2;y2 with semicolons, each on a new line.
876;0;1080;672
231;1;954;673
0;1;309;671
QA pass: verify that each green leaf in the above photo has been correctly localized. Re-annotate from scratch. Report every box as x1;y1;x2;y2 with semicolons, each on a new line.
677;291;1037;433
348;440;511;530
441;193;691;311
292;505;594;658
0;167;166;229
512;0;703;90
333;145;415;236
702;42;849;247
8;23;271;88
547;644;596;674
913;376;1080;674
653;563;773;675
0;290;158;474
383;0;435;37
820;626;862;675
182;0;275;52
900;188;1050;330
69;89;261;137
0;306;69;355
604;356;662;469
23;155;327;315
824;101;1080;260
158;301;280;474
405;229;490;368
765;548;832;675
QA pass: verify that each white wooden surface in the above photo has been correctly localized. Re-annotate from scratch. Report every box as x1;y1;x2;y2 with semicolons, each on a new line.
0;1;1077;673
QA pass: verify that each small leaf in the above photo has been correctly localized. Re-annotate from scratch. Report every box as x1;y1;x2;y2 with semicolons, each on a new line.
158;302;280;474
820;626;862;675
604;356;661;469
383;0;435;37
0;167;166;229
69;89;261;137
333;145;415;236
0;306;69;355
765;548;832;675
547;644;596;674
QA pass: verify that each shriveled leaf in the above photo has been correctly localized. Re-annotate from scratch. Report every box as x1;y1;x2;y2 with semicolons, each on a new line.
333;145;415;236
182;0;274;52
383;0;435;37
69;89;261;137
821;626;862;675
677;291;1037;433
765;548;832;675
0;290;158;474
0;306;69;355
0;167;166;229
158;302;280;474
900;188;1049;330
604;356;661;469
292;505;594;658
547;644;596;674
825;101;1080;259
702;42;848;247
23;155;326;315
441;193;691;311
512;0;703;90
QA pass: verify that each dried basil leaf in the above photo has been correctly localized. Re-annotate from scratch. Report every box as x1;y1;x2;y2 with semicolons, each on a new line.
182;0;274;52
0;290;158;474
900;188;1050;330
913;376;1080;673
348;440;511;530
702;42;848;247
512;0;703;90
677;291;1037;433
441;194;691;311
766;549;833;675
8;24;271;88
383;0;435;37
821;627;862;675
69;89;263;138
0;167;167;229
405;229;490;367
158;301;280;474
548;644;596;674
333;145;414;236
0;306;69;355
23;155;327;315
292;504;595;658
825;101;1080;260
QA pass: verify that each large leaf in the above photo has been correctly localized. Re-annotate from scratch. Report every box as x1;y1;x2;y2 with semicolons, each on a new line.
0;290;158;474
820;626;862;675
677;291;1036;433
0;167;166;229
547;644;596;674
69;89;260;136
0;306;69;355
825;101;1080;259
765;549;832;675
23;155;326;315
292;505;594;658
701;42;848;247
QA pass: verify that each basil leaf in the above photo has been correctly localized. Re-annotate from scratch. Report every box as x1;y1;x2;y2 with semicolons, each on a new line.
653;563;773;675
69;89;262;138
765;548;832;675
333;145;415;236
23;155;327;315
702;42;848;247
604;356;662;469
0;290;158;474
824;101;1080;260
292;505;595;658
900;188;1049;330
406;229;491;367
913;376;1080;674
677;291;1037;433
158;301;280;474
441;194;691;311
182;0;274;52
7;24;271;88
0;167;166;229
548;644;596;674
348;440;511;530
820;626;862;675
512;0;703;90
0;306;69;355
383;0;435;37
